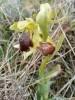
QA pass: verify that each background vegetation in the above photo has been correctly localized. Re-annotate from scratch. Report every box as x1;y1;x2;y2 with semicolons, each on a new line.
0;0;75;100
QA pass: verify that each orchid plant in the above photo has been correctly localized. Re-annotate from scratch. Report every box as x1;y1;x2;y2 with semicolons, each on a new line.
9;3;66;100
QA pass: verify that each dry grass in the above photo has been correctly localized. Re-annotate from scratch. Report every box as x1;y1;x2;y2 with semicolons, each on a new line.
0;0;75;100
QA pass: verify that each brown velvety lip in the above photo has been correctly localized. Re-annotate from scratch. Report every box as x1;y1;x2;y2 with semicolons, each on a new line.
37;42;55;56
19;31;33;52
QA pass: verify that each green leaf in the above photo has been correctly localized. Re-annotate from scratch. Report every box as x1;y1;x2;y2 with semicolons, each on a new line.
36;83;44;100
43;81;54;100
36;90;43;100
45;64;61;82
36;81;53;100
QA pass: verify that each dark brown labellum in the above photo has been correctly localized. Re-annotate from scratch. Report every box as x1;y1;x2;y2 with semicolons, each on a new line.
19;31;33;52
37;42;55;56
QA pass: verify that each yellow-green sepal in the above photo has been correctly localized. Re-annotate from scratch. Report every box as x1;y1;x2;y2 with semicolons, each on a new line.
23;48;36;60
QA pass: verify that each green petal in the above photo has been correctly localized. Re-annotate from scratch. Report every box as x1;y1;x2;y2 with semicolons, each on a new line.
17;18;41;34
50;10;60;18
49;14;68;24
23;48;36;60
9;18;35;32
17;18;34;29
17;21;30;29
9;22;23;32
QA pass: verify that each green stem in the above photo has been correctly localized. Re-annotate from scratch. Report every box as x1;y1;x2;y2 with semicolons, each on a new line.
39;55;50;100
39;55;50;78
